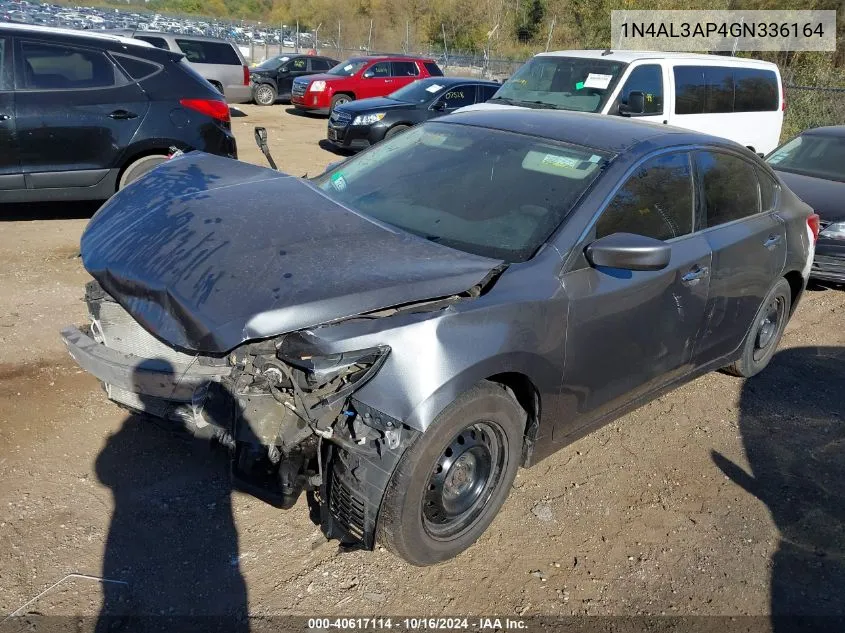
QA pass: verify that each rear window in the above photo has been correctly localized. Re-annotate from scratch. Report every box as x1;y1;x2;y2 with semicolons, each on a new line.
674;65;778;115
424;61;443;77
175;39;241;65
135;35;169;50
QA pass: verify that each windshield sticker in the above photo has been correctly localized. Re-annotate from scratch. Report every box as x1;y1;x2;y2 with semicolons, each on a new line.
426;83;444;93
343;64;354;71
541;154;581;169
583;73;613;90
331;172;347;191
588;154;602;163
575;81;585;90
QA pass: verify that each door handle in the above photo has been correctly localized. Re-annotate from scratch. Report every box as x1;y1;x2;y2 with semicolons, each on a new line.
681;265;710;284
0;114;9;121
108;110;138;120
763;234;782;249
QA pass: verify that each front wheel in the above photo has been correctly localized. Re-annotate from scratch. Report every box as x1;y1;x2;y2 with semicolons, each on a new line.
253;83;277;106
330;94;351;113
724;277;791;378
377;382;525;566
384;124;409;140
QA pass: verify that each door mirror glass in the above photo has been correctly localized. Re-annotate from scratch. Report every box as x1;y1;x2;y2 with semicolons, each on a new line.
620;91;645;115
586;233;671;271
432;99;447;111
363;70;374;78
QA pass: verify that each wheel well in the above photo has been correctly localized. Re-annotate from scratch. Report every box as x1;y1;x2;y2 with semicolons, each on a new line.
487;372;540;467
333;91;355;101
784;270;804;315
116;148;173;191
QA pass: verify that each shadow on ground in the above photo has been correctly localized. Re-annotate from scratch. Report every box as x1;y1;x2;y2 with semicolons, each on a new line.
713;346;845;630
0;200;103;221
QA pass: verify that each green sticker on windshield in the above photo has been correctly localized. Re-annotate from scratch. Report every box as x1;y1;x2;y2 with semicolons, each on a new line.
331;172;347;191
575;81;585;90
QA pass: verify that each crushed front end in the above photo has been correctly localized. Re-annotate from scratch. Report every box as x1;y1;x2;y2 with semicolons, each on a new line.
61;281;418;548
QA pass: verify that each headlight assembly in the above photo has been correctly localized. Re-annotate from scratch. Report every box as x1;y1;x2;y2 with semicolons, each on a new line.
352;112;386;126
278;345;390;389
309;80;327;92
820;221;845;240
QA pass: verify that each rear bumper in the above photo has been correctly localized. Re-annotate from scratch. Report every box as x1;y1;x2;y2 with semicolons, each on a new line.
811;254;845;284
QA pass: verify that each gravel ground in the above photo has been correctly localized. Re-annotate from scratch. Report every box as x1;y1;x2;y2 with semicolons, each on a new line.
0;105;843;628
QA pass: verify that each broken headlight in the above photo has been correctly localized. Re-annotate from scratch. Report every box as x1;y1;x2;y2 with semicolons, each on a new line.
278;345;390;389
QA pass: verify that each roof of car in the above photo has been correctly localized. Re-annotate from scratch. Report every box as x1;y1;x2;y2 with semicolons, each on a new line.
131;30;238;44
416;76;499;85
538;49;779;68
801;126;845;137
0;22;154;48
439;108;738;154
348;54;436;63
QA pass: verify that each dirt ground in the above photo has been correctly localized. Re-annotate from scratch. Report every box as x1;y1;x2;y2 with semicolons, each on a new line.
1;105;844;627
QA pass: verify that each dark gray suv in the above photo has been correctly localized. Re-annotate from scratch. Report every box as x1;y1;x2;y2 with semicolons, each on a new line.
62;110;817;565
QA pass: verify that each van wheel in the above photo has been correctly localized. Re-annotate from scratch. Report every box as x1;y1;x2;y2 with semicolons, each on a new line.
118;154;168;190
254;83;277;106
384;125;409;140
377;382;525;566
724;278;791;378
330;94;351;112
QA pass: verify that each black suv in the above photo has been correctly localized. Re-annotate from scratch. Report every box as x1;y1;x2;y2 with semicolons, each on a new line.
0;24;237;204
249;53;339;105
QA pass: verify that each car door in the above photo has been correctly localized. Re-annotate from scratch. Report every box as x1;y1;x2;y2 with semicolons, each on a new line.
390;60;420;91
359;61;392;98
276;57;307;96
608;62;667;124
0;35;23;191
691;149;787;366
430;84;476;116
558;151;712;439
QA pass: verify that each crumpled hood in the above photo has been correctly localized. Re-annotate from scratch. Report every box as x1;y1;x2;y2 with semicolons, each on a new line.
81;153;502;354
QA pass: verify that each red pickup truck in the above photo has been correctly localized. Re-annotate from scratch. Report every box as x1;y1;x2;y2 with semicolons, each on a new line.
290;54;443;114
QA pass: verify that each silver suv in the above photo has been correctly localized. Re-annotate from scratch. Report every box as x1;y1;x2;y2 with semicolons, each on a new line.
124;32;251;104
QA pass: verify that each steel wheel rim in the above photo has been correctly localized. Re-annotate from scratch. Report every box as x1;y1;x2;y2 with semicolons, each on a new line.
255;85;274;104
334;97;349;107
422;422;506;541
753;296;785;361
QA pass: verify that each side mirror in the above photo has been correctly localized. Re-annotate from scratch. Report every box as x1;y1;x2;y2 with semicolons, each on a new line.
620;91;646;116
585;232;671;271
432;100;447;112
363;71;374;79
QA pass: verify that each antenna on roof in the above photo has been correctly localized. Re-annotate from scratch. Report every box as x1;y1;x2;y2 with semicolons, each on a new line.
601;48;612;56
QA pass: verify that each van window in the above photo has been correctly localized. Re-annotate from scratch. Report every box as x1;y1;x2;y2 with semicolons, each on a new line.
19;41;125;90
617;64;663;114
674;66;778;115
696;151;761;227
175;39;241;65
596;153;693;241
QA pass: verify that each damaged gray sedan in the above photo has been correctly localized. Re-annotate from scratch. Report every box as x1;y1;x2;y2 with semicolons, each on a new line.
62;109;817;565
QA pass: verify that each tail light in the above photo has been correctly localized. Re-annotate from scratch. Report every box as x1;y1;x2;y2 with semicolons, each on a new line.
808;213;820;243
180;98;230;123
780;77;786;111
243;65;250;86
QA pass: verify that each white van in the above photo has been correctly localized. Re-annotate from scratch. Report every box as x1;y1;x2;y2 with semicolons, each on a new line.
462;50;785;155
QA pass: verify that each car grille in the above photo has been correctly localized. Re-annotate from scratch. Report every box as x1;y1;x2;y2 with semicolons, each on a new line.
330;110;352;126
329;466;367;543
292;81;307;98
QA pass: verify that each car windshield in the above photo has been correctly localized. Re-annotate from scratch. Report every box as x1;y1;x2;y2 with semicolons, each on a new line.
491;56;627;113
311;122;611;262
254;55;288;70
767;134;845;182
327;59;367;77
388;79;451;103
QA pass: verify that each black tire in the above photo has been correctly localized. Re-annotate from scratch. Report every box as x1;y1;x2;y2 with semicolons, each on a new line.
377;381;525;566
724;278;791;378
384;124;409;140
253;83;277;106
118;154;168;190
330;93;352;112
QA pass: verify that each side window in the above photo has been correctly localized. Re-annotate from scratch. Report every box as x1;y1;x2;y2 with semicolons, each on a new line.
478;85;498;102
175;40;240;65
113;54;160;82
674;67;705;114
696;151;761;227
438;85;474;110
290;57;307;71
617;64;663;114
0;38;10;91
595;153;694;241
135;36;169;50
424;62;444;77
734;68;778;112
757;168;778;212
704;67;733;114
19;41;124;90
364;61;391;78
391;61;419;77
309;58;331;71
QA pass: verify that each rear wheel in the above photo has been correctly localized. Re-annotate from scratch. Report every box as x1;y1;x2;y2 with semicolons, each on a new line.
377;382;525;566
330;94;351;113
724;278;791;378
253;83;277;106
118;154;168;190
